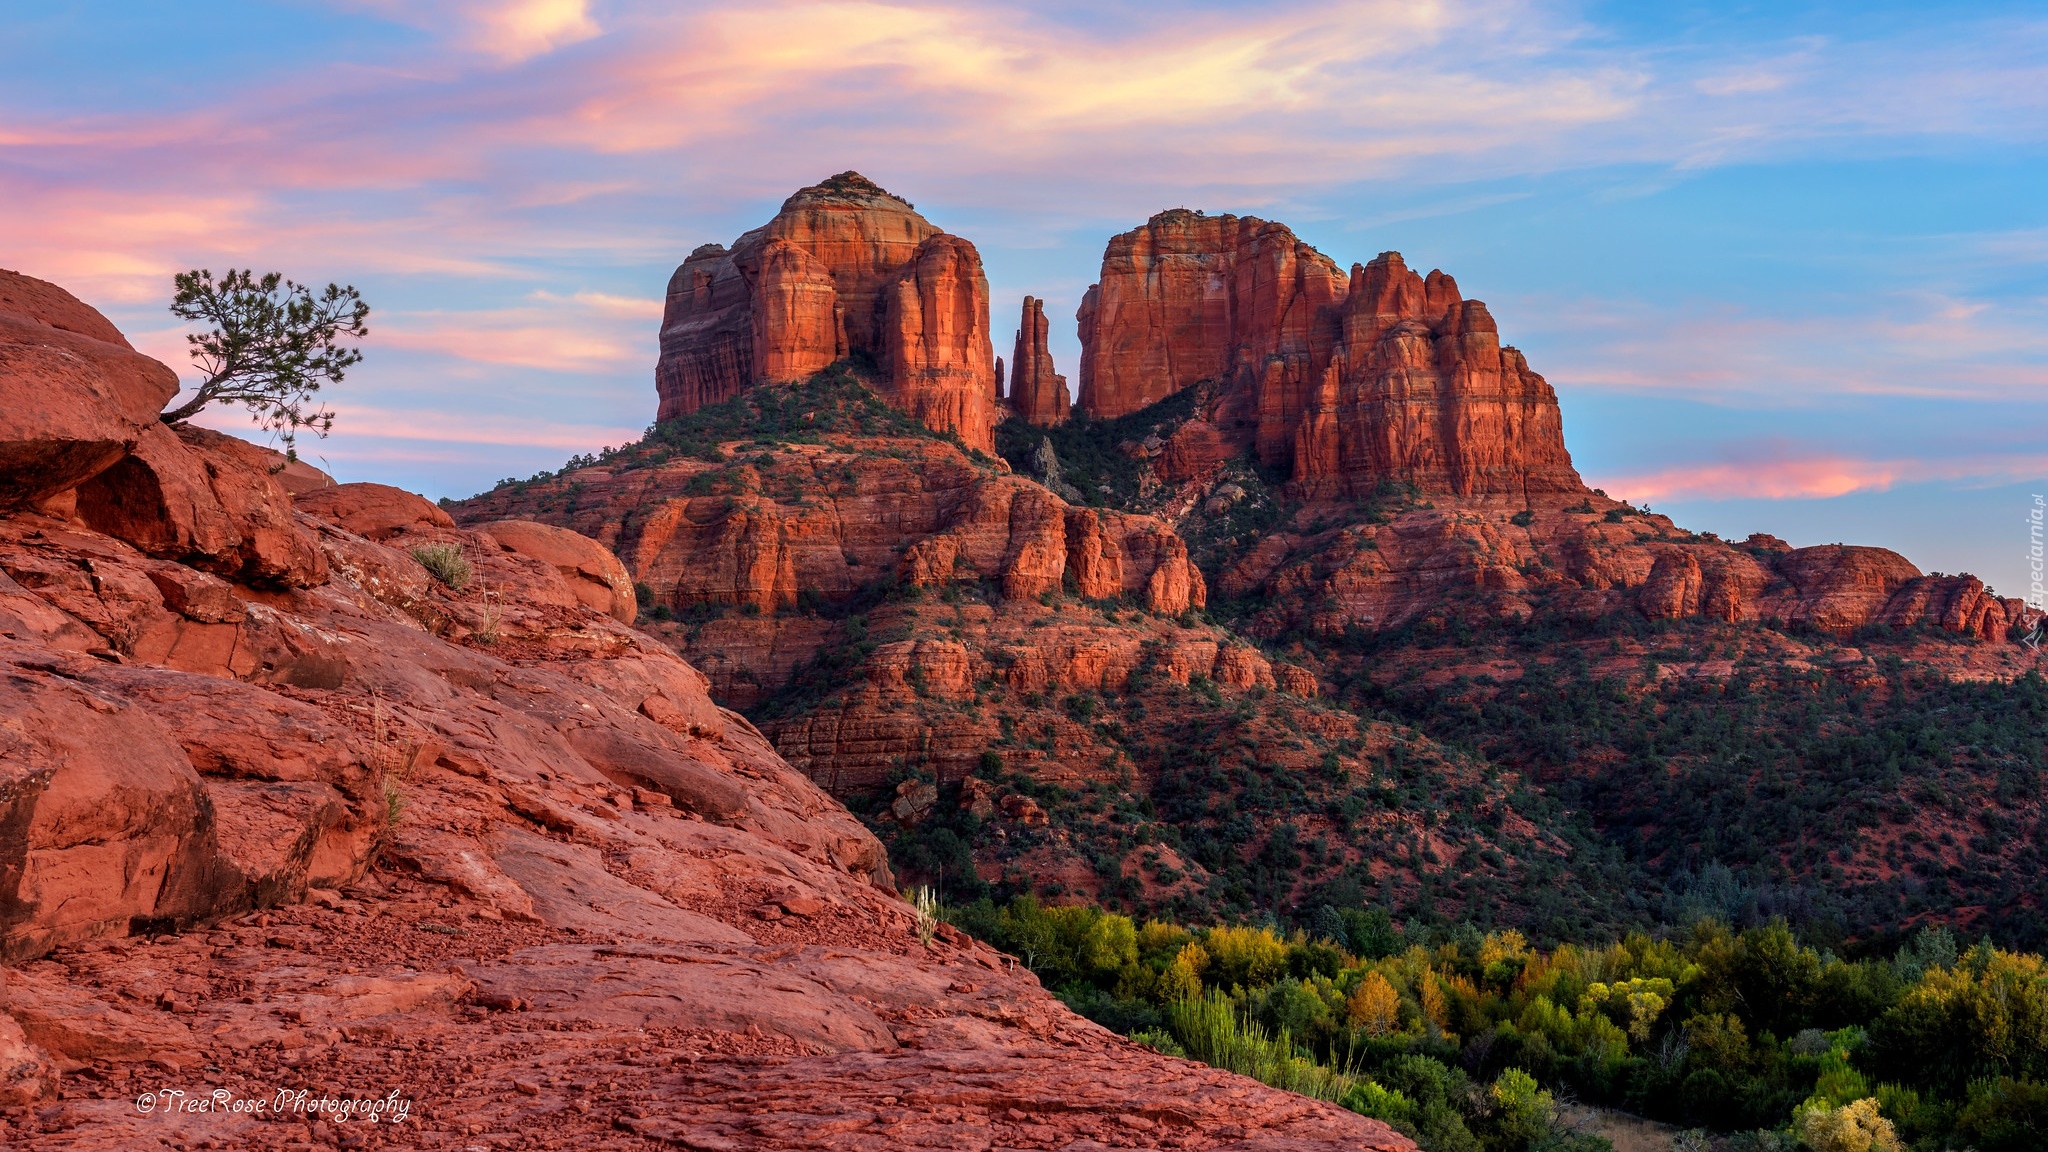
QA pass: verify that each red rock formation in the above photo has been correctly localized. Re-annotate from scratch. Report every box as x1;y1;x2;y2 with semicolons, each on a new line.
0;269;179;509
1076;210;1346;467
453;438;1204;626
448;429;1218;789
1293;253;1583;499
657;173;998;452
1007;296;1070;424
477;518;637;623
74;423;328;590
1073;216;1581;497
0;274;1412;1152
292;481;455;541
1219;494;2036;647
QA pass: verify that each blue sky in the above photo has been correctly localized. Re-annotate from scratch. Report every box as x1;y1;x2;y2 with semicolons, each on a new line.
2;0;2043;598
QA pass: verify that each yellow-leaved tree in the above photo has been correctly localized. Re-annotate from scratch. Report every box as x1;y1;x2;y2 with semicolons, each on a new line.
1347;971;1402;1036
1794;1098;1901;1152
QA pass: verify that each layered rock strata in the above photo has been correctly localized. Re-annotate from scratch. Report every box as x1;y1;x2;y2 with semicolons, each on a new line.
0;271;1412;1152
657;172;999;452
1291;252;1582;499
454;439;1204;623
1006;295;1070;425
1215;495;2041;643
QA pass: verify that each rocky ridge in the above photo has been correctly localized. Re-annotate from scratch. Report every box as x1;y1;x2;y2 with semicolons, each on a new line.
1057;210;2033;644
0;268;1412;1150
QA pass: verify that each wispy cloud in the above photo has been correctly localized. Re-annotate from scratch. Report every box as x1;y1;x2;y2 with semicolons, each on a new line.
376;305;648;374
1533;292;2048;406
320;403;639;450
1593;450;2048;504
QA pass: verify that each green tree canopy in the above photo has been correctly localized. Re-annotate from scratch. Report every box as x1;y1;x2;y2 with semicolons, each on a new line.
162;268;369;455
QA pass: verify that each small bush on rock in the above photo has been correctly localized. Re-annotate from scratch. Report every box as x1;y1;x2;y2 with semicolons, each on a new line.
411;544;472;590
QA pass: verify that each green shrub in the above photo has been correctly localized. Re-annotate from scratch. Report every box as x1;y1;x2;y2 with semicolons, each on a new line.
1130;1027;1186;1058
411;544;472;590
1956;1077;2048;1152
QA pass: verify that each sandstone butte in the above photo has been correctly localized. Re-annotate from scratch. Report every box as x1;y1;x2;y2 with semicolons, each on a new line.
0;267;1416;1151
1076;209;1579;499
1006;295;1071;425
451;180;2046;946
656;171;1003;454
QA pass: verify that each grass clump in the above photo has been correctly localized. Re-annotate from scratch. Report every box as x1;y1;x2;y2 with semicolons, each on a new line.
411;544;472;590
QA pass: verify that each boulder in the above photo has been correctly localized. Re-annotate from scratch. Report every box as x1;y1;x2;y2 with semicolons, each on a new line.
0;648;216;960
294;481;456;541
0;1014;50;1106
0;269;179;509
74;424;328;588
479;518;637;622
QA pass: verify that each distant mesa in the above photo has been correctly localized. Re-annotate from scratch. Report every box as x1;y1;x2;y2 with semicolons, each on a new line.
655;171;1000;453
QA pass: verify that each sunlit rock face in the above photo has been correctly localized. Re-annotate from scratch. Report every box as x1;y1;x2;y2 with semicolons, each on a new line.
1006;295;1070;426
1074;210;1581;499
656;172;999;452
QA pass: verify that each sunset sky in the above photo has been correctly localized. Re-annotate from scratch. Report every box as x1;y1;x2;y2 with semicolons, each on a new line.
4;0;2044;596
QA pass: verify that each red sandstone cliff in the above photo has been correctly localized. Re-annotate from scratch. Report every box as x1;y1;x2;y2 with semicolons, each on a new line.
0;269;1409;1151
1292;252;1583;499
1076;210;1346;464
1007;295;1070;425
657;173;1000;452
1212;492;2040;645
1074;210;1581;498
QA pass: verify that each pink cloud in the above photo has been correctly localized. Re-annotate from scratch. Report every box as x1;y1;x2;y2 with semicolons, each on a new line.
1592;451;2048;503
189;401;638;454
5;0;2043;507
376;308;647;374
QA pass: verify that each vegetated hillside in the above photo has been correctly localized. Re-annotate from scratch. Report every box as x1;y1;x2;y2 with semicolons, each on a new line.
950;896;2048;1152
995;389;2048;950
462;172;2045;961
1326;616;2048;949
452;368;2041;957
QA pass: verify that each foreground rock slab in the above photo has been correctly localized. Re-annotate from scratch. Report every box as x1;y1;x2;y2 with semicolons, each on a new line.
0;269;1412;1151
